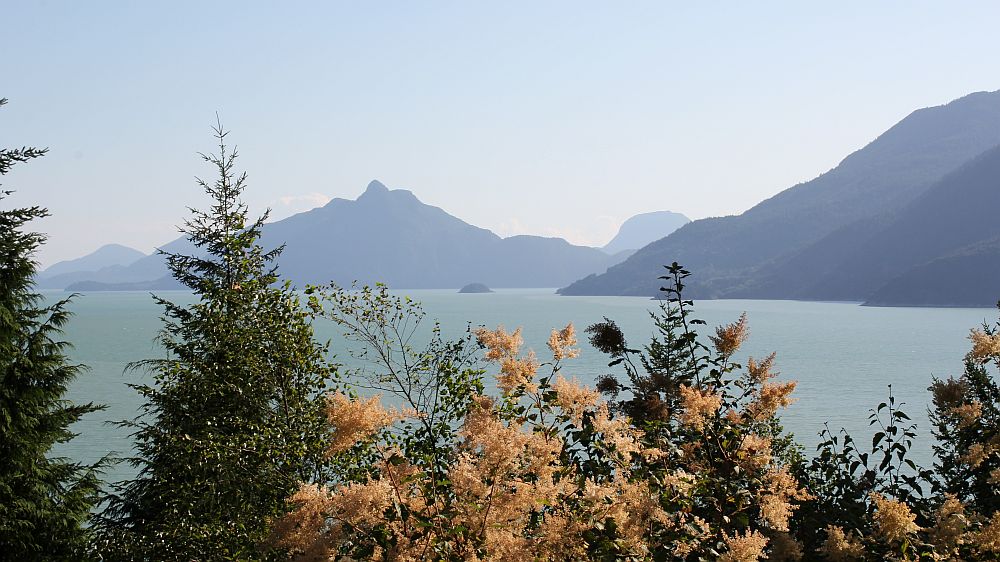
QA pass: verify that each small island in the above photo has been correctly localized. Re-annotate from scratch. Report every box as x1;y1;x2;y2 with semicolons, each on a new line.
458;282;493;294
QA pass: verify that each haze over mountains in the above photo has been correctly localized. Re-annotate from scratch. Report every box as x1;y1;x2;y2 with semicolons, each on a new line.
560;90;1000;306
263;180;623;288
40;243;145;277
41;90;1000;305
752;144;1000;306
601;211;689;255
36;244;151;290
45;181;661;291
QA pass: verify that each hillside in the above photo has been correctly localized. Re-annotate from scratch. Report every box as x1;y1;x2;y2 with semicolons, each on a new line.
559;90;1000;298
40;243;144;277
864;238;1000;307
746;144;1000;304
43;237;193;291
35;244;145;289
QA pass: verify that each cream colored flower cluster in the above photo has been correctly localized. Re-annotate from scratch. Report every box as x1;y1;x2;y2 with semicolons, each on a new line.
817;525;865;561
968;328;1000;363
817;493;1000;560
324;392;403;455
273;317;820;562
672;314;812;560
719;529;768;562
550;374;600;424
678;384;721;431
475;326;539;394
547;323;580;361
710;312;748;357
871;493;921;543
960;437;1000;469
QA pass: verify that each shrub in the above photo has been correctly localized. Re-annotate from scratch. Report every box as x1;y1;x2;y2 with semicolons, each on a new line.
272;265;807;561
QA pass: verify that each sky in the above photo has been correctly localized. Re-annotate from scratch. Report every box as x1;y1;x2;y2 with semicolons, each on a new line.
2;1;999;267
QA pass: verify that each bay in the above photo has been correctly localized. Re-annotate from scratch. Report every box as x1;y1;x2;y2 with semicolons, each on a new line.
52;289;995;485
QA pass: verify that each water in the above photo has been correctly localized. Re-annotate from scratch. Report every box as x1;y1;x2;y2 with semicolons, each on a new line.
52;289;996;484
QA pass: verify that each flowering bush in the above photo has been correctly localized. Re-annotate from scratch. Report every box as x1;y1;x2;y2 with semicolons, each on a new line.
271;266;808;561
274;283;684;559
794;323;1000;560
266;267;1000;561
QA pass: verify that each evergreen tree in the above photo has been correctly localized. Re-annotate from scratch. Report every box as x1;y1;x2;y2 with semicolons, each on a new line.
589;263;710;424
96;124;334;560
0;98;105;559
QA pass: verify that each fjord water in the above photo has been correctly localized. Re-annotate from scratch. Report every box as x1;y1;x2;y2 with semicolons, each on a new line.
54;289;994;484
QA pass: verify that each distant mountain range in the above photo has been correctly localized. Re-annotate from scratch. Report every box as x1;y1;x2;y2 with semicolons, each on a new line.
602;211;689;255
36;244;150;289
263;180;625;288
559;90;1000;306
40;243;145;278
37;238;192;291
44;91;1000;305
45;181;661;291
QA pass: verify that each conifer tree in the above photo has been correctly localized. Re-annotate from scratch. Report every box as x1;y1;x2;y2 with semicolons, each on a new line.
0;98;104;559
96;124;334;560
589;263;710;424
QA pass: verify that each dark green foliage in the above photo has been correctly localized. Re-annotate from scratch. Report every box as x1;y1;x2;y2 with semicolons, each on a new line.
588;263;806;557
797;386;933;556
929;356;1000;514
95;125;334;560
590;263;709;425
794;423;872;551
0;98;105;559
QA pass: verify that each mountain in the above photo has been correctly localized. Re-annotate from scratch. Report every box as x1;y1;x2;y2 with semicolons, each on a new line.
265;180;623;288
602;211;690;255
864;238;1000;307
36;244;145;289
746;144;1000;304
40;243;144;277
38;237;192;290
559;90;1000;298
65;275;181;292
56;181;626;290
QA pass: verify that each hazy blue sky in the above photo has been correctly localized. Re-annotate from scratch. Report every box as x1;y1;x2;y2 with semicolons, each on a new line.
3;1;999;266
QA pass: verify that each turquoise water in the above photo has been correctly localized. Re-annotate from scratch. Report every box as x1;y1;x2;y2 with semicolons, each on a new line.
52;289;996;484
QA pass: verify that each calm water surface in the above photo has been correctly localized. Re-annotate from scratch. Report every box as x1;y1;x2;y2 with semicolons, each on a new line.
52;289;996;484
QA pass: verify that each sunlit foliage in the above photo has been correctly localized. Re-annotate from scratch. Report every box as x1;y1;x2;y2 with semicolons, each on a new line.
272;267;807;561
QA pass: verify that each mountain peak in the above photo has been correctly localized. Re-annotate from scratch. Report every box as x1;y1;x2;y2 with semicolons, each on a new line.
38;243;146;283
602;210;690;254
356;180;423;207
256;179;620;289
364;180;389;195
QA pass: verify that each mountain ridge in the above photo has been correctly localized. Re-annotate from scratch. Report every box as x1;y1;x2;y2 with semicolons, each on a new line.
743;144;1000;303
57;180;627;291
36;244;146;288
559;90;1000;302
